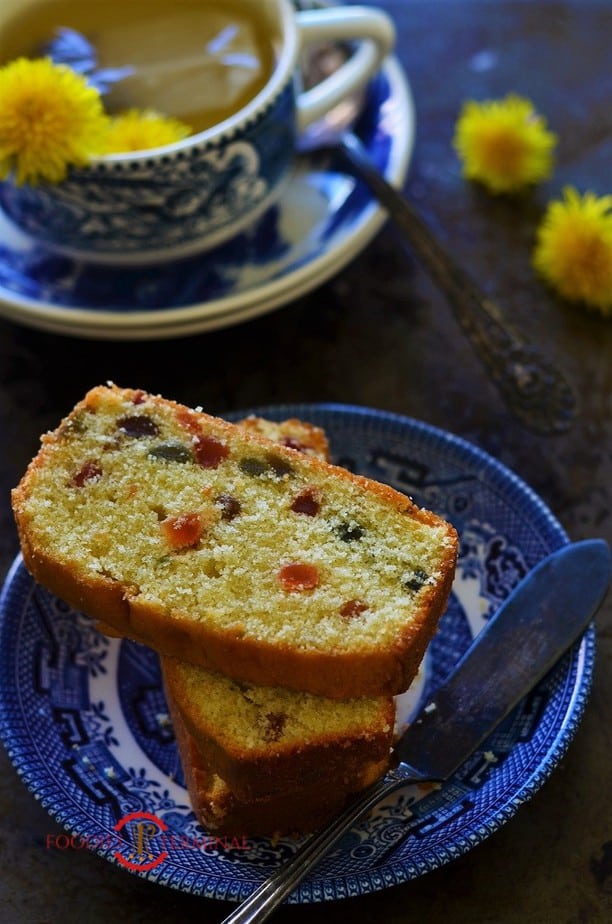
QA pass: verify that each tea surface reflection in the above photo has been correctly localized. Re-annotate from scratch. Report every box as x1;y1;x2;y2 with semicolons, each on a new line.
0;0;278;133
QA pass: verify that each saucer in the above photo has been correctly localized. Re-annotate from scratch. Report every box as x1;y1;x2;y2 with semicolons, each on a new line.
0;57;414;340
0;405;594;902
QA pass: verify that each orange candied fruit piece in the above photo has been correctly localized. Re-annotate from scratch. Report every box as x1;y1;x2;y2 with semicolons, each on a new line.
277;562;320;592
160;512;203;549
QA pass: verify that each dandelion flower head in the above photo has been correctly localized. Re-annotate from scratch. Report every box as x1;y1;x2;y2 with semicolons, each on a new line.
0;57;109;185
101;109;191;155
533;187;612;316
453;93;557;194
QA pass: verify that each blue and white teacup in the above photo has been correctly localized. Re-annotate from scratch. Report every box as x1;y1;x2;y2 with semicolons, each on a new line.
0;0;395;265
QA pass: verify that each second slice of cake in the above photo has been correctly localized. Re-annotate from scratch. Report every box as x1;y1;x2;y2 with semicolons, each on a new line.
162;655;395;801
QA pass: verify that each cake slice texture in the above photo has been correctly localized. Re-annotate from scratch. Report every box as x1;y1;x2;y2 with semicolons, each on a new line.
12;384;458;698
167;687;388;838
162;656;394;800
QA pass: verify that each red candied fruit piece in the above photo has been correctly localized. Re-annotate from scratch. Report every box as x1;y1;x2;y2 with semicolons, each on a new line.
283;437;307;452
264;711;287;742
160;512;203;549
175;409;229;468
216;493;241;520
339;599;369;619
278;562;320;592
70;460;103;487
117;414;160;438
193;434;229;469
131;390;147;405
290;487;321;516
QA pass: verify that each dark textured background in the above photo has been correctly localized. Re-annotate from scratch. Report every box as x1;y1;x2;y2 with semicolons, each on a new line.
0;2;610;921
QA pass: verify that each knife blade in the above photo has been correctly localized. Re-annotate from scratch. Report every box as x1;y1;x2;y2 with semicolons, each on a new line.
220;538;611;924
396;538;611;780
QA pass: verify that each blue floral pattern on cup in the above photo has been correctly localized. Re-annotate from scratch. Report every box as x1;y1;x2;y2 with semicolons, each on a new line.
0;85;295;261
0;1;396;264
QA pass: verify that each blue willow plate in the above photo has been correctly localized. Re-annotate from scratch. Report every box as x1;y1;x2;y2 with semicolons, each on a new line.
0;405;594;902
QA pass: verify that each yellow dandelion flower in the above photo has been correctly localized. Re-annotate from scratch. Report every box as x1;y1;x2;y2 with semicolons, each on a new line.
453;94;557;194
0;57;109;186
533;187;612;316
101;110;191;154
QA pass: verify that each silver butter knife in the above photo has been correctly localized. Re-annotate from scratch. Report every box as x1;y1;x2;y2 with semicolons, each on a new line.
221;539;611;924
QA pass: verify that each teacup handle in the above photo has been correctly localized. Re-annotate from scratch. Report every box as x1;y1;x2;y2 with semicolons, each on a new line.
295;6;396;131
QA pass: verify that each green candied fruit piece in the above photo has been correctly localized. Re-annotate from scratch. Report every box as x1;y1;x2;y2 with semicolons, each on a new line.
148;442;194;463
403;568;429;592
335;522;365;542
265;453;294;479
238;454;294;479
239;457;269;477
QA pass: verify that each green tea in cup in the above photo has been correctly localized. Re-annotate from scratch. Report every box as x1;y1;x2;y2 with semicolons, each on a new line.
0;0;279;134
0;0;395;262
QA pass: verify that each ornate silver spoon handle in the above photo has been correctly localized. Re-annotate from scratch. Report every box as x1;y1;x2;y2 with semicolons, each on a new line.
219;775;408;924
338;133;577;435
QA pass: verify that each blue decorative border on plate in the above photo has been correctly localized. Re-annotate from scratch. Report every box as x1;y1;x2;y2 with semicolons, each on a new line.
0;405;594;902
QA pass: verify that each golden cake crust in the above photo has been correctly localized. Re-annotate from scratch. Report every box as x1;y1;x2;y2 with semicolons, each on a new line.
236;414;330;459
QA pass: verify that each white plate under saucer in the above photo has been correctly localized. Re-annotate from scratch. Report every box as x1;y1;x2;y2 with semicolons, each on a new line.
0;57;414;340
